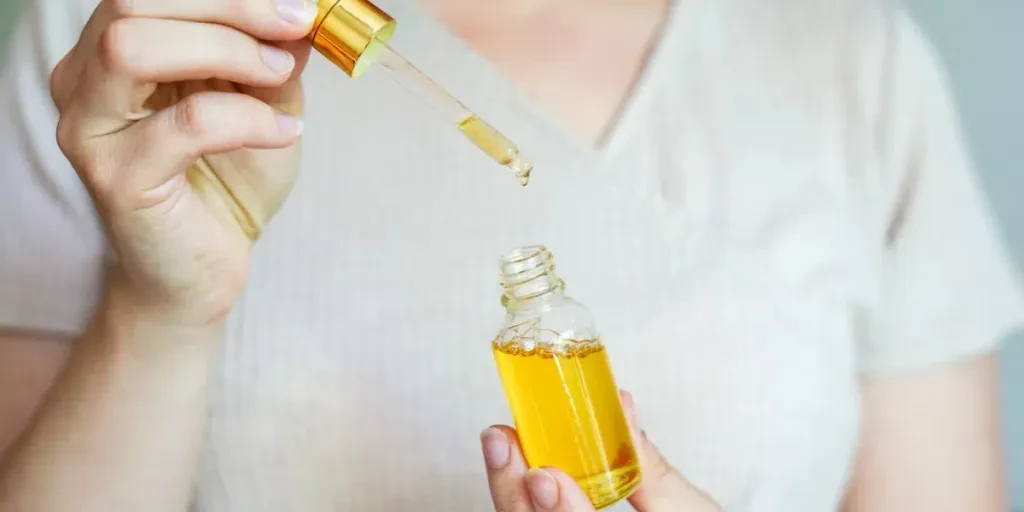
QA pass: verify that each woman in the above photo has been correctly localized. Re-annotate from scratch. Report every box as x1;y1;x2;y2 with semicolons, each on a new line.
0;0;1020;509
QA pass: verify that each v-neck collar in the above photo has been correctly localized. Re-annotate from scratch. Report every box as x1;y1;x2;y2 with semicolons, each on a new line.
382;0;693;167
594;0;688;158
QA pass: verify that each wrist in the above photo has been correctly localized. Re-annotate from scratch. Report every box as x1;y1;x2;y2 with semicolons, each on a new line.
103;258;245;328
87;274;226;364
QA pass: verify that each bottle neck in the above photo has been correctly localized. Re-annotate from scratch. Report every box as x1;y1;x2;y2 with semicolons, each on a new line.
499;246;565;310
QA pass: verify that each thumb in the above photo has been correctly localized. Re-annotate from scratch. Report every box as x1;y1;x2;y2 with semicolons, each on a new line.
620;391;722;512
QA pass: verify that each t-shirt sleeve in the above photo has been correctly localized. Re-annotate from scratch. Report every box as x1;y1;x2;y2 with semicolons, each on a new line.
858;10;1024;375
0;0;108;337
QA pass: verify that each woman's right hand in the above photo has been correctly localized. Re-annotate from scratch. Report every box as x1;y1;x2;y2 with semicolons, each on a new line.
481;392;723;512
50;0;319;326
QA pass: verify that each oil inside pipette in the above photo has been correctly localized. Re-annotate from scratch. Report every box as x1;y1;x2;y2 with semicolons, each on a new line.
458;115;533;187
368;38;533;187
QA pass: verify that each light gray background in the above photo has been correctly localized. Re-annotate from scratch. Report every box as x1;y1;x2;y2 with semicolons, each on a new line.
1;0;1021;509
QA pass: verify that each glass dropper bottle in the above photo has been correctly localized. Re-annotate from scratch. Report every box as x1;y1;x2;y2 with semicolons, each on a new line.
308;0;533;186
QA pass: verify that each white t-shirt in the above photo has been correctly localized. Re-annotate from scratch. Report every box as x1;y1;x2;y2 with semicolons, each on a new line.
2;0;1023;510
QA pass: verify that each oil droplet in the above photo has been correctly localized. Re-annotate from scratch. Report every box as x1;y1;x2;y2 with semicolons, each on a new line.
510;156;533;187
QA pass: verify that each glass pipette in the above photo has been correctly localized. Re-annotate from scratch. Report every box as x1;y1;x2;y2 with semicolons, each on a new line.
367;39;533;187
308;0;532;186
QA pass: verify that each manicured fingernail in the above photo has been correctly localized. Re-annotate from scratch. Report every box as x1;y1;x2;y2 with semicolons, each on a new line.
480;428;510;470
276;113;303;136
260;44;295;74
526;469;560;510
277;0;317;25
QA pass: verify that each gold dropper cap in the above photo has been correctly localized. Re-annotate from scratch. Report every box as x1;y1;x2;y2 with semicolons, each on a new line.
307;0;533;186
310;0;397;77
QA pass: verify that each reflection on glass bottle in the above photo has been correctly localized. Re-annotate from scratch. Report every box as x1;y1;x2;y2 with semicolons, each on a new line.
491;246;641;509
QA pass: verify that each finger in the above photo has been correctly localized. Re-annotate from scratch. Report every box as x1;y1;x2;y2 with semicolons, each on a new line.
66;0;315;99
620;391;719;512
74;18;302;133
83;0;317;50
72;91;302;207
57;0;315;112
620;391;674;482
524;468;596;512
100;19;298;86
238;39;312;114
481;426;535;512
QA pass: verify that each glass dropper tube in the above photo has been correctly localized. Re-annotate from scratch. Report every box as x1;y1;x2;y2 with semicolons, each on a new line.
369;40;533;187
308;0;533;186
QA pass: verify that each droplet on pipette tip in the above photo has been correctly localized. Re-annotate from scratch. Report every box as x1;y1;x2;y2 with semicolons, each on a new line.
510;155;533;187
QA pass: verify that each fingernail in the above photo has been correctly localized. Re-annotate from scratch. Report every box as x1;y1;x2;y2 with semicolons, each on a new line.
277;0;317;25
480;428;510;470
276;112;304;137
526;469;560;510
260;44;295;74
620;390;635;410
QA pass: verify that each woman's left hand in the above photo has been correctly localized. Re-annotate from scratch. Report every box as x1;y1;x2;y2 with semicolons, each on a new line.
479;391;723;511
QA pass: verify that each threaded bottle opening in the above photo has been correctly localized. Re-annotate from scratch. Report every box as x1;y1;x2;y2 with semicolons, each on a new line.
499;245;565;306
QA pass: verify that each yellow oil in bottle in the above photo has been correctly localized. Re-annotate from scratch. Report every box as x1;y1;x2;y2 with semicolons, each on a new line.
459;115;533;187
492;339;642;509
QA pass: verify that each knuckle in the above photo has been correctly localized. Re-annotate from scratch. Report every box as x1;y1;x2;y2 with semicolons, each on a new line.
56;117;117;197
104;0;138;19
49;54;72;108
54;117;78;158
174;94;215;138
97;20;137;72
